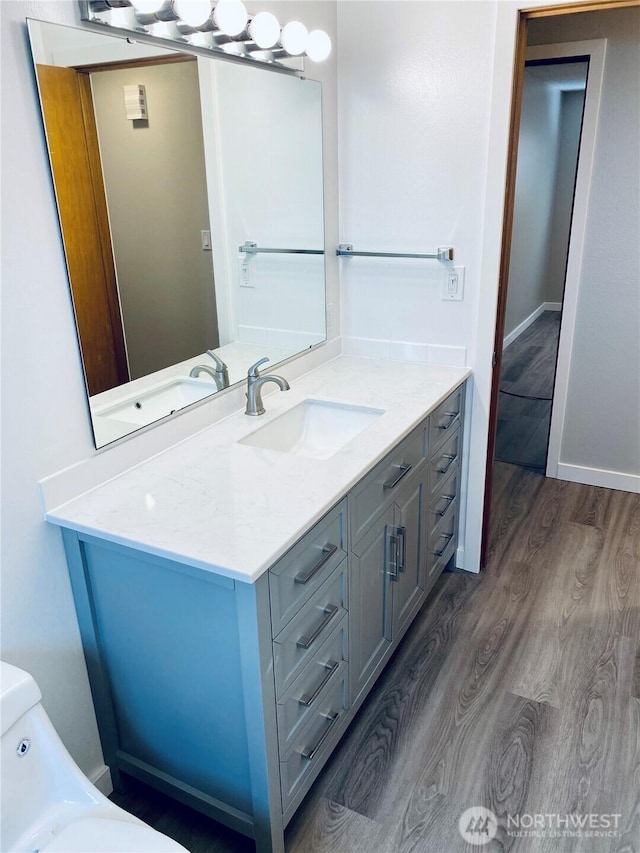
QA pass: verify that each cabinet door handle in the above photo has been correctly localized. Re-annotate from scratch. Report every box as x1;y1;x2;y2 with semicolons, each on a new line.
296;605;339;649
298;660;340;706
395;525;406;572
436;453;457;475
438;411;460;431
431;532;454;557
300;711;340;761
434;495;455;517
383;462;412;490
294;543;338;585
387;530;399;581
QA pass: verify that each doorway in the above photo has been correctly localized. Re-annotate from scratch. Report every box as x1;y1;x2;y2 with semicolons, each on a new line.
479;0;637;567
495;58;588;473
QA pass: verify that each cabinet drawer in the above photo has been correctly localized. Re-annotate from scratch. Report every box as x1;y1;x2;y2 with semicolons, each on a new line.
427;466;460;537
427;501;458;581
273;562;348;699
269;500;347;636
429;427;461;498
349;422;427;546
279;672;348;811
428;384;465;456
276;616;348;758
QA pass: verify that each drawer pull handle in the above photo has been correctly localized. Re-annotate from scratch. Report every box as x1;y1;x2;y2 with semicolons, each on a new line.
432;532;454;557
438;411;460;430
294;543;338;585
434;495;455;517
383;462;412;490
298;660;340;706
436;453;457;475
296;605;339;649
300;711;341;761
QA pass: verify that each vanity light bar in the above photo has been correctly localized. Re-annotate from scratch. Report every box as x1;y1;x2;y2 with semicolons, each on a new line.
240;241;324;256
79;1;332;70
337;244;455;262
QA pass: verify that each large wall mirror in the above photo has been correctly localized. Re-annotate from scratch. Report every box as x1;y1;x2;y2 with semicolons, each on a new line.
28;19;326;448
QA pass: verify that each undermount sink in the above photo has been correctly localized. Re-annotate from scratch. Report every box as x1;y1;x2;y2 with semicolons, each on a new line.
239;399;385;459
94;377;217;427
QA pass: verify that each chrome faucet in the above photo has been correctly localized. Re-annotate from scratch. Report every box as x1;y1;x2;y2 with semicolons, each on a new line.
189;350;229;391
245;357;290;416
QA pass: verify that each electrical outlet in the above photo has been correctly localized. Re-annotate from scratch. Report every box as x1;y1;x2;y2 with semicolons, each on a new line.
442;265;464;301
326;302;334;334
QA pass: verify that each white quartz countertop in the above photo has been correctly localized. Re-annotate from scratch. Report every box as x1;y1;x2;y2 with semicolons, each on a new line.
47;356;470;583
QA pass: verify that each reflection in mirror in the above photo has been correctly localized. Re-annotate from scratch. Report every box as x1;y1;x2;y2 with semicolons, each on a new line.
28;19;326;448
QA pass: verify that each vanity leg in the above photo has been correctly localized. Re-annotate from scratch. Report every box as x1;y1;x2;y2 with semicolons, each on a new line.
235;577;285;853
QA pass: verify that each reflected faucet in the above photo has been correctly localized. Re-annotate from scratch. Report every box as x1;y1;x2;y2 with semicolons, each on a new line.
245;357;290;416
189;350;229;391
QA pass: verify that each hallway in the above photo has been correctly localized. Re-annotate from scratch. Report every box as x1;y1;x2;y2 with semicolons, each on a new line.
496;311;562;472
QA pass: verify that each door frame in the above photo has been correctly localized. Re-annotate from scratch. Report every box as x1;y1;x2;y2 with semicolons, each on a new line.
479;0;635;567
529;40;607;480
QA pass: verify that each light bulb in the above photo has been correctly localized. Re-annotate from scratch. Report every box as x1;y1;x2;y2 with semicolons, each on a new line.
173;0;211;27
212;0;247;36
248;12;280;49
306;29;331;62
280;21;308;56
130;0;165;13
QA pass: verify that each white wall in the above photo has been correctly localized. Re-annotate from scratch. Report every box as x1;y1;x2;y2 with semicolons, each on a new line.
1;0;338;783
545;89;585;304
209;60;325;350
504;70;561;337
1;0;107;781
337;1;495;368
529;8;640;480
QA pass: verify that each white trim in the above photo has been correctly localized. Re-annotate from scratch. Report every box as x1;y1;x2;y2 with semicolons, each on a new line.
556;462;640;494
503;302;563;349
524;41;608;483
90;764;113;797
503;303;546;348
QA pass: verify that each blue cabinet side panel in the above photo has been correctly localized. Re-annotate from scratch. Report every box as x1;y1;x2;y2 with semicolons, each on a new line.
83;542;252;815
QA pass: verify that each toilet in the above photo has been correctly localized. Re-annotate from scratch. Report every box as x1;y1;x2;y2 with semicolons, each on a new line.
1;661;189;852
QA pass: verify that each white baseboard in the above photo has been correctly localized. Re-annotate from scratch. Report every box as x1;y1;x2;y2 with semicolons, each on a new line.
555;462;640;494
90;764;114;797
503;301;562;349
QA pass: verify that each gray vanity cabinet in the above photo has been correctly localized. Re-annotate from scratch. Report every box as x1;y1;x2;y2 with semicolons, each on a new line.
59;381;466;853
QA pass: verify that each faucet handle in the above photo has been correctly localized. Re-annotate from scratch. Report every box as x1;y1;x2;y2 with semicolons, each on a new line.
247;356;269;379
206;350;228;373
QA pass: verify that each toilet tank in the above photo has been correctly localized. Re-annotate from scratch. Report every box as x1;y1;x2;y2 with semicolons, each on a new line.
1;662;103;852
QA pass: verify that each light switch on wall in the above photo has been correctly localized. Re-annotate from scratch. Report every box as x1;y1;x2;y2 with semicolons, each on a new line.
238;255;255;287
442;266;465;301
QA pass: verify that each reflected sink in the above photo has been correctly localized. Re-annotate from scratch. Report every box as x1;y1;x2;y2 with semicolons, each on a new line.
94;378;217;426
239;399;385;459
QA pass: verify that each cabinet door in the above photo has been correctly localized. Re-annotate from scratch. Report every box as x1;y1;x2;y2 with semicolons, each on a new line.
391;466;427;639
349;504;394;703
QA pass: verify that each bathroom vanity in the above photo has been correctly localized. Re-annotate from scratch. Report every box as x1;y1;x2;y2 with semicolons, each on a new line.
48;356;469;853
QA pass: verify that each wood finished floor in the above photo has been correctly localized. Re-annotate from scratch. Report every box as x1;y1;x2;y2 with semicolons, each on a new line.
496;311;561;472
111;465;640;852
